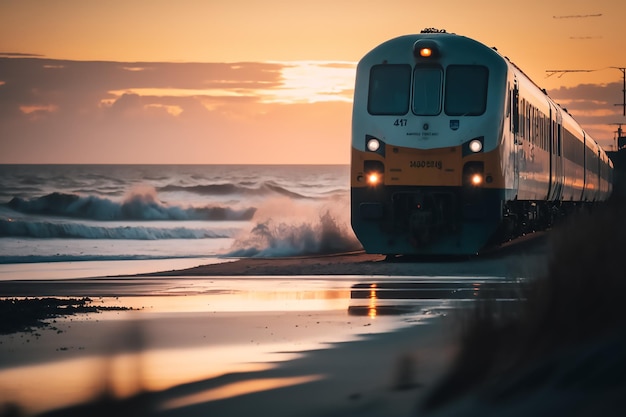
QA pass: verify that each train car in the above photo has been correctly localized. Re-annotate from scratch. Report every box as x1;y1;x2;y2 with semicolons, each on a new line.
350;29;613;255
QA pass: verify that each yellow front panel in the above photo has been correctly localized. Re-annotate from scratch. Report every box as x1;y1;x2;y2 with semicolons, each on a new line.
352;144;505;188
382;145;462;186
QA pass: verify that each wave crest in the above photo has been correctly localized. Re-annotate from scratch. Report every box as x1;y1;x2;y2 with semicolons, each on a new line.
0;218;234;240
159;181;310;199
6;190;256;221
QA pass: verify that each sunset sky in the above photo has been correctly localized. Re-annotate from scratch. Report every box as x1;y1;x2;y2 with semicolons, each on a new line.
1;0;624;164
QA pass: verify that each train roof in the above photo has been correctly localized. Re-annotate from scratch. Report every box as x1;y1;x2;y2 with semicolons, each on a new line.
360;29;502;64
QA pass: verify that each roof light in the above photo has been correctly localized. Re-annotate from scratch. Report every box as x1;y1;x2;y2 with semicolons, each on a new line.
413;40;440;59
420;48;432;57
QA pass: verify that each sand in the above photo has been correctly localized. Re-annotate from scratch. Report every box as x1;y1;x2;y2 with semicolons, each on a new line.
0;238;547;417
142;233;547;278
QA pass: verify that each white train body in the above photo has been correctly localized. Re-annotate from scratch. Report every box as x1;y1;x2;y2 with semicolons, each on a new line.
351;30;612;255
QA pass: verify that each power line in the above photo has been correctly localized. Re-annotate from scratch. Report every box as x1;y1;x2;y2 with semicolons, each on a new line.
545;69;598;78
552;13;603;19
545;67;626;116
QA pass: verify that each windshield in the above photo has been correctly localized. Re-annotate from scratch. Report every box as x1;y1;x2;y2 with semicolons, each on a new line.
367;64;411;115
366;64;488;117
444;65;489;116
412;66;443;115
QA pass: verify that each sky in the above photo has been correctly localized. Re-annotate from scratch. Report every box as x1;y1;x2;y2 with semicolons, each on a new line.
1;0;625;164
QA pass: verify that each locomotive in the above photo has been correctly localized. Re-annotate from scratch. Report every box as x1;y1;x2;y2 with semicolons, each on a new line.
350;29;613;255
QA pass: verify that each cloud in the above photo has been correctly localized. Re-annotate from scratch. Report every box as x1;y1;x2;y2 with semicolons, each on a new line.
0;57;354;115
0;57;355;163
19;104;58;117
548;82;624;145
0;52;44;58
5;54;615;162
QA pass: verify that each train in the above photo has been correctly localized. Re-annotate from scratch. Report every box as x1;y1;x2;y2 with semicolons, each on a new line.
350;28;613;256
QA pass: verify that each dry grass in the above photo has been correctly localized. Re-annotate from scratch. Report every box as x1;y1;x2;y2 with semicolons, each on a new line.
421;199;626;412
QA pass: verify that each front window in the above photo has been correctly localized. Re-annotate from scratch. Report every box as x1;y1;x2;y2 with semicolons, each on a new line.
412;66;442;115
367;64;411;115
444;65;488;116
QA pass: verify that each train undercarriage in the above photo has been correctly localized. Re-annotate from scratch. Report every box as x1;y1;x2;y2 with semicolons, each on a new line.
352;186;592;256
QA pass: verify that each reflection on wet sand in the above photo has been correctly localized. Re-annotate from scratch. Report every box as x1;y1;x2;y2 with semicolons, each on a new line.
348;278;523;317
1;275;521;416
0;277;423;415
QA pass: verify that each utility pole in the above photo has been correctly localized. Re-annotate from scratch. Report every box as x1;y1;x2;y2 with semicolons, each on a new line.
612;67;626;116
611;123;625;150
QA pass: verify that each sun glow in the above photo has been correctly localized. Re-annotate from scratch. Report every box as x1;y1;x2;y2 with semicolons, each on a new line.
266;61;356;104
104;61;356;105
122;66;151;72
145;103;183;116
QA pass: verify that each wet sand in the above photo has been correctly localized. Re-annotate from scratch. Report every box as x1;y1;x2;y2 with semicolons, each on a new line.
0;236;547;416
0;279;459;417
143;233;548;278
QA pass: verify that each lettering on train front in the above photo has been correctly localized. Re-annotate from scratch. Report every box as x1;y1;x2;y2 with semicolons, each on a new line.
410;160;443;169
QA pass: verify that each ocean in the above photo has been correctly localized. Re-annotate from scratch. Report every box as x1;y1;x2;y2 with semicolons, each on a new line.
0;164;360;279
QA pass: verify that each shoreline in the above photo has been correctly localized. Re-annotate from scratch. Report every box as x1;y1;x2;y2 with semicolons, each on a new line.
139;234;548;278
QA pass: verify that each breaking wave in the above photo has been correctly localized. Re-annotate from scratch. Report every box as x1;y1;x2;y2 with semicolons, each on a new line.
0;218;235;240
158;181;311;199
5;190;256;221
0;254;207;265
224;210;362;257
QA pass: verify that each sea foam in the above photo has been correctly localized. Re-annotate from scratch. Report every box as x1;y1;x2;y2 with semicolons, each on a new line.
224;197;361;257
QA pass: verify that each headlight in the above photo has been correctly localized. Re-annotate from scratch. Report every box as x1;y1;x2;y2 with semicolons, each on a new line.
367;138;380;152
469;139;483;153
462;136;485;156
364;160;384;186
367;172;381;185
463;161;484;187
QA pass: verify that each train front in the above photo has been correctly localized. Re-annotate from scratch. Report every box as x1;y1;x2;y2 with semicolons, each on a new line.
350;32;511;255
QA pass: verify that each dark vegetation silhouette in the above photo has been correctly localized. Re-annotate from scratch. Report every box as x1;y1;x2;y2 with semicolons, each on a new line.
420;196;626;415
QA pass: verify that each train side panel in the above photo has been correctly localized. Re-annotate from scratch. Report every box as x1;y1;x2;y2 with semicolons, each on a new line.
583;138;600;201
560;112;586;201
600;153;613;198
513;72;552;201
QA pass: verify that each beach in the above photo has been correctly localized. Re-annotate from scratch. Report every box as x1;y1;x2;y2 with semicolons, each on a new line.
0;164;551;416
3;198;626;417
0;237;546;417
